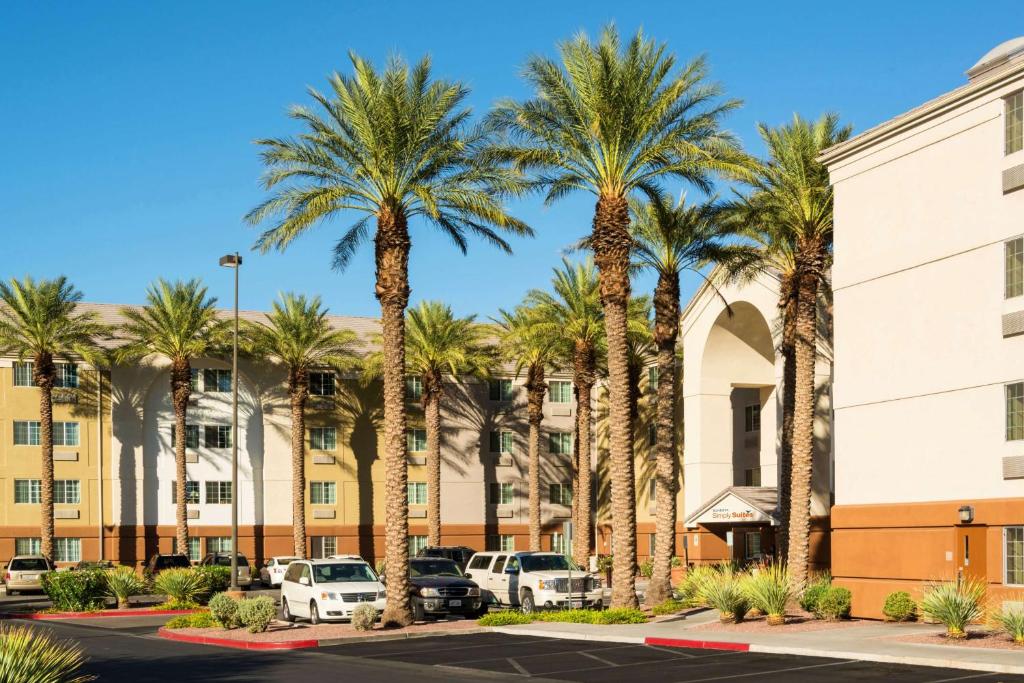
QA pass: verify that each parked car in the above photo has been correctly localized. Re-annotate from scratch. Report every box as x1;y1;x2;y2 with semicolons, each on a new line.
143;553;191;578
199;553;253;588
415;546;476;571
463;551;602;613
408;557;482;621
3;555;54;595
71;560;114;571
280;558;385;624
259;556;300;587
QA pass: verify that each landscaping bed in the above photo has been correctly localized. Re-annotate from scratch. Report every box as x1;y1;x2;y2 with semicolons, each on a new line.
686;612;869;634
890;629;1024;652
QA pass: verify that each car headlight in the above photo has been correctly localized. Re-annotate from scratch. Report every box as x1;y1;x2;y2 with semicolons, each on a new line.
537;580;552;591
419;587;440;597
466;587;480;597
320;592;338;600
377;589;386;599
592;578;602;589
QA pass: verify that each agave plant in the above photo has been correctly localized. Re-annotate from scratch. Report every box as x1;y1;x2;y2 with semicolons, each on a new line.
993;608;1024;645
702;571;750;624
154;568;207;607
105;566;145;609
743;563;792;625
0;624;95;683
919;578;986;639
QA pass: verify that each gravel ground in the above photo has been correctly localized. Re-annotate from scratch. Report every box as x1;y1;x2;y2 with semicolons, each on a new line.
167;617;483;643
685;613;872;633
891;629;1024;651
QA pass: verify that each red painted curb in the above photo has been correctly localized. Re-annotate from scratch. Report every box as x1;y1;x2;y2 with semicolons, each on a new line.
1;609;198;620
644;636;750;652
157;627;319;651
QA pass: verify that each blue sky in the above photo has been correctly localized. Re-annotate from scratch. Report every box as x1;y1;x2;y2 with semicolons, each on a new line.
1;1;1017;318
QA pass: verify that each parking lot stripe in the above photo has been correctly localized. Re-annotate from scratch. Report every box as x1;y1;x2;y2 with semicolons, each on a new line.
536;649;742;678
671;658;855;682
507;657;530;675
925;674;1002;683
446;642;647;666
578;650;620;667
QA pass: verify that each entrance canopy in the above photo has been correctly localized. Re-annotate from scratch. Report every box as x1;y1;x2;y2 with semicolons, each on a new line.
686;486;779;527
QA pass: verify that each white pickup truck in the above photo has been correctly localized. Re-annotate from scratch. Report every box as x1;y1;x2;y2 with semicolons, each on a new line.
463;551;603;613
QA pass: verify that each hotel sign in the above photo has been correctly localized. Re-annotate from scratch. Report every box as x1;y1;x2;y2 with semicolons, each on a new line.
691;493;776;526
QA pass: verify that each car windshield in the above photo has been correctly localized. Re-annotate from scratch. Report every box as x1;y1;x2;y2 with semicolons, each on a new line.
520;555;573;572
213;555;248;567
10;559;49;571
409;559;462;577
156;556;190;569
313;563;377;584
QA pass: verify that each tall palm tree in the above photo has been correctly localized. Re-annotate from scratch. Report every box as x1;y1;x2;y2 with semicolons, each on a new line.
495;306;559;552
0;277;107;560
630;192;755;604
246;53;529;625
118;279;229;556
526;259;604;567
242;293;359;558
730;114;850;589
490;26;751;607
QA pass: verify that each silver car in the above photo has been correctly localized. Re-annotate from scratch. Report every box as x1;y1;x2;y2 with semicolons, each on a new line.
4;555;54;595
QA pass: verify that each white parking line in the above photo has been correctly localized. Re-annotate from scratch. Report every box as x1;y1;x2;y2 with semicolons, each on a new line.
925;674;1001;683
447;643;645;665
538;649;742;678
347;635;551;658
579;650;620;667
672;659;854;682
507;657;530;675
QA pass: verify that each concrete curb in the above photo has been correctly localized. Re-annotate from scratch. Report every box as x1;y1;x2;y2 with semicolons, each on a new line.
1;608;197;621
317;627;491;646
157;625;494;650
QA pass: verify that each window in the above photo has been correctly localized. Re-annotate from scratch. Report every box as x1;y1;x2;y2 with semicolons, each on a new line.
203;369;232;393
486;535;515;552
207;537;232;554
15;538;41;555
190;368;201;391
310;371;336;397
489;482;513;505
407;482;427;505
52;422;79;447
744;468;762;487
171;424;201;450
310;481;337;505
744;404;761;432
13;421;40;446
408;535;427;557
548;432;572;455
549;483;572;506
14;479;41;504
54;538;81;563
13;362;33;387
309;427;337;451
56;364;78;389
649;533;657;557
54;480;80;505
548;380;571;404
205;481;232;504
489;379;513;402
745;532;763;560
491;555;507;573
468;554;492;570
1007;383;1024;441
204;425;231;449
172;481;200;504
1007;90;1023;156
551;532;568;555
648;479;657;503
648;423;657;447
310;536;337;559
187;537;201;562
406;429;426;452
406;376;423;400
1006;527;1024;585
1007;238;1024;299
489;430;514;454
648;366;658;392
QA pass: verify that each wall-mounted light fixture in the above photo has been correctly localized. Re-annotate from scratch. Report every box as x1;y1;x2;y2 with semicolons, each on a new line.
957;505;974;524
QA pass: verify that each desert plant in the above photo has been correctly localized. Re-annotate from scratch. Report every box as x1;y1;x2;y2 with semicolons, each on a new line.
154;568;207;607
920;579;986;639
993;608;1024;645
188;611;216;628
702;572;749;624
41;569;107;612
208;592;240;629
651;599;686;616
163;615;193;630
639;559;654;579
678;564;720;607
816;586;852;622
742;563;791;625
800;573;831;614
882;591;917;622
351;603;378;631
194;565;231;596
105;566;145;609
0;623;95;683
237;596;277;633
478;611;533;626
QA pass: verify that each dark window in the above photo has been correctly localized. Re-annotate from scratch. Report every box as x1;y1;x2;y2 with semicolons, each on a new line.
491;555;507;573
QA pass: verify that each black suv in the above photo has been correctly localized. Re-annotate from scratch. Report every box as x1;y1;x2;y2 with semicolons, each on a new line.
415;546;476;571
408;557;482;621
143;553;191;578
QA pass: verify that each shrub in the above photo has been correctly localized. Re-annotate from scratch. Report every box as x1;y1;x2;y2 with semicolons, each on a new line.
593;608;647;625
41;569;107;612
152;600;201;611
104;567;145;610
800;574;832;614
237;596;277;633
920;579;986;639
678;564;719;607
742;563;791;625
702;572;749;623
154;568;207;607
651;599;686;616
639;559;654;578
533;609;595;623
208;592;240;629
0;623;95;683
478;611;533;626
163;615;193;630
993;608;1024;645
194;565;231;596
882;591;917;622
816;586;853;621
188;611;216;628
597;555;614;573
351;603;378;631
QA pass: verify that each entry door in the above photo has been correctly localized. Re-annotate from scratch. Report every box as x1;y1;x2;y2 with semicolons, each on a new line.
955;527;987;582
490;555;510;604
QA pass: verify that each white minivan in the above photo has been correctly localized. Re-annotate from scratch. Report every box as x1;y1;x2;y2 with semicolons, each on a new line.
280;558;386;624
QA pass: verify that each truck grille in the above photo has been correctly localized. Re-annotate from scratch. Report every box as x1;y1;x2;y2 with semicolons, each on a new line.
436;587;469;597
552;578;591;593
340;592;377;603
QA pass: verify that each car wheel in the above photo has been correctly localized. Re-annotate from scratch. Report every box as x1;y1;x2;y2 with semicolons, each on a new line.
412;601;426;623
281;598;294;623
475;604;489;618
310;601;321;625
520;590;535;614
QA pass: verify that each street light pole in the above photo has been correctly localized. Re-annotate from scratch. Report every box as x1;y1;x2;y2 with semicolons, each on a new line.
219;253;242;592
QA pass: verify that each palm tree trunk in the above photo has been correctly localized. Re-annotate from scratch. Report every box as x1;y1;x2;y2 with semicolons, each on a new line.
646;273;679;606
571;345;595;568
171;360;191;556
424;372;443;547
526;363;546;552
376;206;413;627
34;353;56;560
289;371;308;558
592;193;638;609
777;274;797;563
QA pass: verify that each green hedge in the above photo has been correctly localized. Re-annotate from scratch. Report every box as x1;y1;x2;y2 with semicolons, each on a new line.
882;591;916;622
41;569;107;612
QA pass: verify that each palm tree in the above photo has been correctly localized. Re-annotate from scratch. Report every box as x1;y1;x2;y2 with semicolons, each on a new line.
630;192;755;604
0;277;107;560
490;26;751;607
245;53;529;625
118;279;229;556
729;114;850;589
526;259;604;567
495;306;560;551
242;293;359;558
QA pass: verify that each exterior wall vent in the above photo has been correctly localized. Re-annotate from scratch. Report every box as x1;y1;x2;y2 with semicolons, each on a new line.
312;454;335;465
1003;455;1024;479
54;509;80;520
1005;164;1024;194
53;451;78;462
407;455;426;466
313;509;336;519
186;509;199;520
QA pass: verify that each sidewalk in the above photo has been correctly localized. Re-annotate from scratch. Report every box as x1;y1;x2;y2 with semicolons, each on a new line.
493;611;1024;675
